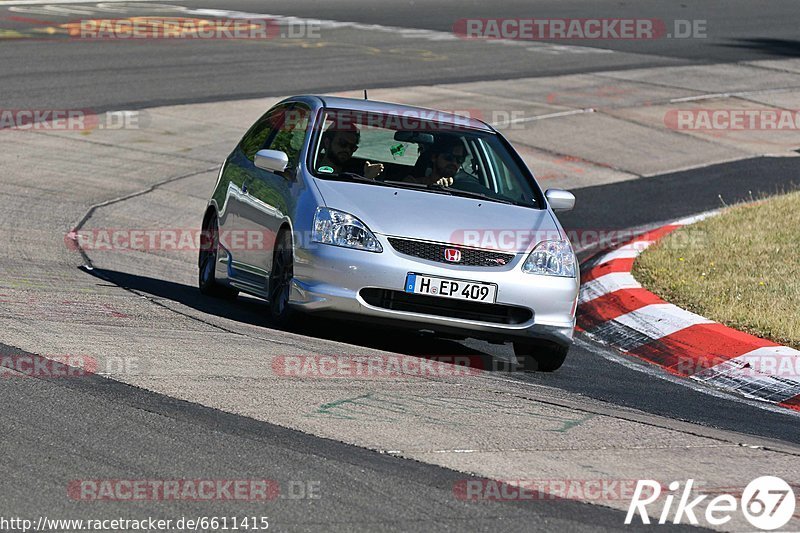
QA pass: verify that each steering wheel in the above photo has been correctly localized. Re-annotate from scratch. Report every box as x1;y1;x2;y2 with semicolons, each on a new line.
452;172;495;194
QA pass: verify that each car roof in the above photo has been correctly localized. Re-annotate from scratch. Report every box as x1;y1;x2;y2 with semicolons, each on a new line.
298;95;494;133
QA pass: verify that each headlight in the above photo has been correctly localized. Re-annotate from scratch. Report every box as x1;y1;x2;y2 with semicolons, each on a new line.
522;240;576;277
312;207;383;252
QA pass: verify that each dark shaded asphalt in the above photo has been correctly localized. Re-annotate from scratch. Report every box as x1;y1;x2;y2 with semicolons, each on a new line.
558;155;800;233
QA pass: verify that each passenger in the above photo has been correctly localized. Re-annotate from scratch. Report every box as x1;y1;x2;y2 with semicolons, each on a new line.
404;137;466;187
316;124;383;179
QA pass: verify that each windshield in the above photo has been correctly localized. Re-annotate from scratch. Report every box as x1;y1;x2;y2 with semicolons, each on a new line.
309;108;544;208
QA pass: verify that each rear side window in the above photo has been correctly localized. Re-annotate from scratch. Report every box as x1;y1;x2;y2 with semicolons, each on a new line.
265;105;310;171
239;105;289;161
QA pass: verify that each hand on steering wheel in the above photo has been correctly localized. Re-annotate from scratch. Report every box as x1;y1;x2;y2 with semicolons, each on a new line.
363;161;384;180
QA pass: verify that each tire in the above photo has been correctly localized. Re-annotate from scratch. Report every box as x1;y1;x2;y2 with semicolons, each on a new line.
513;340;569;372
268;229;297;328
198;213;239;299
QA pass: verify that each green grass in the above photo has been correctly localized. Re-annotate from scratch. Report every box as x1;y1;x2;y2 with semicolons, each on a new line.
632;191;800;349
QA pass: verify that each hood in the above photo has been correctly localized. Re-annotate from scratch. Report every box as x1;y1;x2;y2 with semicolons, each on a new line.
313;179;561;253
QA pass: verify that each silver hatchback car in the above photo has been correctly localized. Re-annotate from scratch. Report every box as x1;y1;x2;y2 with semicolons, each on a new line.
199;95;578;371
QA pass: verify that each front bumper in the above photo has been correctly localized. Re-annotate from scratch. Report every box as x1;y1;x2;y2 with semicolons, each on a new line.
291;235;578;346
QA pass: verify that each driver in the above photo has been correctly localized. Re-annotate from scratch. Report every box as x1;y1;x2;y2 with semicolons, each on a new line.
316;123;383;179
403;136;466;187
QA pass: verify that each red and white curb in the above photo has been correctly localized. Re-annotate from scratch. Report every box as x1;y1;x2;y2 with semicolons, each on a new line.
577;213;800;412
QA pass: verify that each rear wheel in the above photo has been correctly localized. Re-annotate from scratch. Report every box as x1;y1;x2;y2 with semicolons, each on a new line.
198;213;238;299
268;229;297;327
513;340;569;372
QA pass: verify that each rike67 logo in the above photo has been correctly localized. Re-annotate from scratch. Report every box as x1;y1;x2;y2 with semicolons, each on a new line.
626;476;796;530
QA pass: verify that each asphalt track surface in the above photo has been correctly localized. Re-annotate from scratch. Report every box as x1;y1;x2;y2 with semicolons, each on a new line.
2;1;800;531
1;0;800;110
5;343;691;532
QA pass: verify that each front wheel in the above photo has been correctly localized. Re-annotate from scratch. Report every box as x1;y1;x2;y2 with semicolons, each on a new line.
513;340;569;372
268;229;297;328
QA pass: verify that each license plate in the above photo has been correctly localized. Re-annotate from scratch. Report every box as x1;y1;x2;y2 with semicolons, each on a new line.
404;273;497;303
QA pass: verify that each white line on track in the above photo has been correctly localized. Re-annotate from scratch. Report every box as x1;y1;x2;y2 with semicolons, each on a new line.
493;108;596;127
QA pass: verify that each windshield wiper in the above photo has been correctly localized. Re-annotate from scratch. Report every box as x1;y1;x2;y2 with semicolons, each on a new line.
326;172;408;190
330;172;378;184
382;180;454;195
326;176;516;205
330;175;453;195
427;185;514;205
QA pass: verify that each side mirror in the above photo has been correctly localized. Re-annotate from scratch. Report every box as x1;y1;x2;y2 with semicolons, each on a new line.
254;149;289;173
545;189;575;211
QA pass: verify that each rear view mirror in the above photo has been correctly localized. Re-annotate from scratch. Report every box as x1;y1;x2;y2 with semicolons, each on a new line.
393;131;435;144
254;149;289;172
545;189;575;211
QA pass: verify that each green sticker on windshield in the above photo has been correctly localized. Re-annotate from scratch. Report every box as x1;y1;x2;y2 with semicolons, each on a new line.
390;143;406;159
318;166;334;174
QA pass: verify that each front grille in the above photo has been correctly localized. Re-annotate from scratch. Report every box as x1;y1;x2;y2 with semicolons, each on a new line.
388;238;514;267
360;288;532;325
